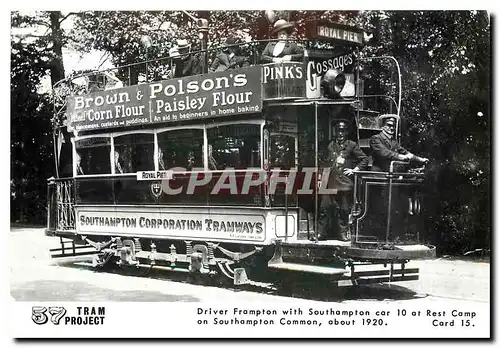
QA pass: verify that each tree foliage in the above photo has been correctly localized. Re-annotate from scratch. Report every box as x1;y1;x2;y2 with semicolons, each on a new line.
358;11;490;254
10;10;490;254
11;40;54;223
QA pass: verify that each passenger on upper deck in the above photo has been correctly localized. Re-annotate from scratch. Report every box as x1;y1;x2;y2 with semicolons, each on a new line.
209;37;250;72
138;73;147;84
261;19;304;64
103;70;123;90
370;115;429;172
172;39;202;78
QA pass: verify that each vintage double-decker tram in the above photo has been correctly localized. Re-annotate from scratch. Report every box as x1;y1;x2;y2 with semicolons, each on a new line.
46;19;435;288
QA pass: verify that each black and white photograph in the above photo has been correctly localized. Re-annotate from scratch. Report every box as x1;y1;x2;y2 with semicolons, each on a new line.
8;6;491;339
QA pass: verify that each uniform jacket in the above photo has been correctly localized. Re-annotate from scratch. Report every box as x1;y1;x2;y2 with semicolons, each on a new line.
327;139;369;171
210;52;250;72
370;132;409;171
324;139;369;191
260;42;304;63
173;55;202;78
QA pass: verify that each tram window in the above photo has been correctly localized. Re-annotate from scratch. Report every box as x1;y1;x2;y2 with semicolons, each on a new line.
270;134;296;170
114;133;154;173
75;137;111;175
157;129;203;171
207;124;261;170
58;132;73;177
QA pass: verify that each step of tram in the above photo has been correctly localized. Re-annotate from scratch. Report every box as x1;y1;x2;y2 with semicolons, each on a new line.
268;262;347;275
298;219;313;240
49;238;98;258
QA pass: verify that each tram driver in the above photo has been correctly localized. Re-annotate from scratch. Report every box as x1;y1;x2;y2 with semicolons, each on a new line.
370;115;429;172
316;120;368;241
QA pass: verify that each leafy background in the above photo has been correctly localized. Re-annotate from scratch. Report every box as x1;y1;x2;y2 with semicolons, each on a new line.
10;10;490;256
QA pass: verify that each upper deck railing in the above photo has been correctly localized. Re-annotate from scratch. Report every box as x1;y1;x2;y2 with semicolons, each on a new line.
53;38;353;95
52;34;401;134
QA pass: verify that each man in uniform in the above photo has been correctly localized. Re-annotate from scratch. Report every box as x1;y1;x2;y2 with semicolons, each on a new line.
370;115;428;172
316;120;369;241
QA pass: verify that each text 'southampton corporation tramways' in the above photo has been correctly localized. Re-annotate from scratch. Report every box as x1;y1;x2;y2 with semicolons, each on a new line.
46;16;436;289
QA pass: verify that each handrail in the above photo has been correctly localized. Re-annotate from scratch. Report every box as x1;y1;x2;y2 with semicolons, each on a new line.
358;94;399;113
359;56;402;117
54;38;314;88
389;160;409;173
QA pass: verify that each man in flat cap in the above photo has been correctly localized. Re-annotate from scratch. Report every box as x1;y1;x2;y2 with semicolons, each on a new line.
316;120;368;241
370;115;428;172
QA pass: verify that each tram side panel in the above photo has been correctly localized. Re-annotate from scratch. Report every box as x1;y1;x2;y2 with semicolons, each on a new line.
52;171;300;245
353;173;425;246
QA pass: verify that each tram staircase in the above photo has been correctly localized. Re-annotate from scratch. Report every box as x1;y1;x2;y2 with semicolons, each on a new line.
50;237;99;259
47;178;99;259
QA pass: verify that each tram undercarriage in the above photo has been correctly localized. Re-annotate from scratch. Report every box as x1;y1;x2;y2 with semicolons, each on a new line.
46;226;435;288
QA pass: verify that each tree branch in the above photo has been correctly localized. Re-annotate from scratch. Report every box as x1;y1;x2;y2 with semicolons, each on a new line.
58;12;76;25
12;33;50;39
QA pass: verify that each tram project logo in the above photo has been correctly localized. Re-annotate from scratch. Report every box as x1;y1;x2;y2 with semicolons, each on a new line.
31;306;106;326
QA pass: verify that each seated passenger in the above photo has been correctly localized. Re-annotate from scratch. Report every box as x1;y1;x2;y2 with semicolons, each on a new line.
172;39;202;78
261;19;304;63
370;115;429;172
204;144;218;170
158;148;167;170
209;37;250;72
75;152;84;175
114;150;124;174
87;75;102;93
137;73;147;84
103;70;123;90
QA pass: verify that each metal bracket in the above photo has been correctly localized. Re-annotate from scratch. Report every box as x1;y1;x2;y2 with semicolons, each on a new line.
117;239;139;267
268;240;283;265
81;235;116;251
212;243;263;261
189;245;210;273
233;268;249;285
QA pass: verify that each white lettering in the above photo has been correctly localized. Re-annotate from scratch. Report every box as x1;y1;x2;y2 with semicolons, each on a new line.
211;169;238;195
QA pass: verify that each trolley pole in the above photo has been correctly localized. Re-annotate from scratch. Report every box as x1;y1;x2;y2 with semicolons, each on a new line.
182;11;209;74
197;11;209;74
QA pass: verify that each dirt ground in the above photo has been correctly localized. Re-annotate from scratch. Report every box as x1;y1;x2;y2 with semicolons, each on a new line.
9;227;490;303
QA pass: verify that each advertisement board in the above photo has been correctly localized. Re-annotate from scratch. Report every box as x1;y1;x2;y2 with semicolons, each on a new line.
76;207;266;242
67;66;262;132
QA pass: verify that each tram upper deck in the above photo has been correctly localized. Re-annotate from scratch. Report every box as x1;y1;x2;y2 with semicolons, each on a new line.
53;21;402;181
53;21;396;137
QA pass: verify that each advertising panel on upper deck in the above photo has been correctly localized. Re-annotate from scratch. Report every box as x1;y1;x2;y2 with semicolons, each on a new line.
66;66;262;132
